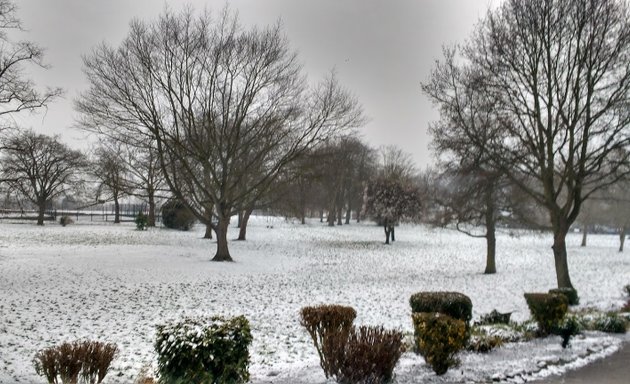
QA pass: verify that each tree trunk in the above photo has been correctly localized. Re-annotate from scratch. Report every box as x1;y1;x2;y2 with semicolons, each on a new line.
552;228;574;289
337;206;343;226
148;194;156;227
327;205;335;226
384;223;391;244
345;203;352;225
391;226;395;242
113;197;120;224
485;231;497;274
237;210;243;228
237;207;253;240
204;223;213;239
581;224;587;247
619;226;627;253
320;209;324;223
484;186;497;274
212;215;232;261
37;199;46;226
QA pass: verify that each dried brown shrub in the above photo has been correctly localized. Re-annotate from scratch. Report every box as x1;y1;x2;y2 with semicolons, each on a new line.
33;340;118;384
339;326;405;384
300;304;357;379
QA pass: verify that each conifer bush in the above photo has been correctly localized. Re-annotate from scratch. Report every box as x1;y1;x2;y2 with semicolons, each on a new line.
155;316;252;384
33;340;118;384
135;212;148;230
524;293;568;335
161;200;196;231
412;312;467;375
339;326;405;384
300;304;357;379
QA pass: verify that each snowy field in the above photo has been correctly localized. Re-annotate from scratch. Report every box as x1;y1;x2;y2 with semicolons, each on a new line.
0;217;628;383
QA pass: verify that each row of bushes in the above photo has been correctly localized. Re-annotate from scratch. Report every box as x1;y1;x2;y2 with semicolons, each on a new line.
34;285;628;383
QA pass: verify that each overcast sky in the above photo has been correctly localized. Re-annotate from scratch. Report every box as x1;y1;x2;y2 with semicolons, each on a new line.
13;0;494;169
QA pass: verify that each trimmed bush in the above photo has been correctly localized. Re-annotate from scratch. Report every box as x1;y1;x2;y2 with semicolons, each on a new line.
300;305;356;379
33;340;118;384
409;291;472;326
135;212;148;230
593;313;627;334
412;312;467;375
524;293;568;335
155;316;252;384
59;216;74;227
339;326;405;384
161;200;196;231
549;287;579;305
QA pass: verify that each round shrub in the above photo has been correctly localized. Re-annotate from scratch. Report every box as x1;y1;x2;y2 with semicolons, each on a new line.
524;293;568;335
549;287;579;305
155;316;252;384
300;305;356;379
161;200;196;231
59;216;74;227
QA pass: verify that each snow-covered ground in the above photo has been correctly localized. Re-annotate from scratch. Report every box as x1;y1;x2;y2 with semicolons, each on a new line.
0;217;628;383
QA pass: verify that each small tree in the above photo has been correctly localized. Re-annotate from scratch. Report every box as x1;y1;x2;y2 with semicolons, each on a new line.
363;175;422;244
90;141;129;224
1;130;85;225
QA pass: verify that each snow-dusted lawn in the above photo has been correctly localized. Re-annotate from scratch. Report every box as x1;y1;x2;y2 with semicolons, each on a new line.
0;218;628;383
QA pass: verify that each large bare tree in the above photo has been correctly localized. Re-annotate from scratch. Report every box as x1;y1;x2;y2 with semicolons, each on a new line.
76;7;364;261
1;130;85;225
425;0;630;290
0;0;61;126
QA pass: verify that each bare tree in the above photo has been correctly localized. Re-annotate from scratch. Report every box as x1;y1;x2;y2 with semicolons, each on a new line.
90;140;129;224
119;140;167;227
0;0;61;126
425;0;630;290
1;130;85;225
76;7;364;261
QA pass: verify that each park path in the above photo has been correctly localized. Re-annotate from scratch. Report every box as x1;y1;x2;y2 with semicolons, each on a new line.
536;342;629;384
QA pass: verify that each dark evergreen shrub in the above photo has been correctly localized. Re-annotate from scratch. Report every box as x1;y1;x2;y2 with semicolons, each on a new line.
33;341;118;384
412;312;467;375
467;331;503;353
339;326;405;384
155;316;252;384
59;216;74;227
161;200;196;231
477;309;512;325
524;293;568;335
300;305;356;379
557;315;582;348
549;287;580;305
135;212;148;230
409;292;472;323
593;313;627;334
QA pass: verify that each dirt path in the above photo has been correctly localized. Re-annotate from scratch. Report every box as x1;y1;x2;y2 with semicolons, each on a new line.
536;342;629;384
